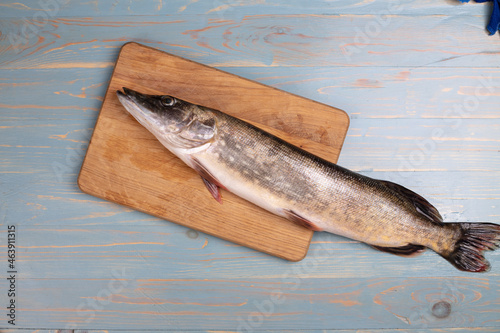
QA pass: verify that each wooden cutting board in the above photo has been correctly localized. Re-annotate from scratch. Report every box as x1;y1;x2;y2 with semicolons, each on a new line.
78;42;349;261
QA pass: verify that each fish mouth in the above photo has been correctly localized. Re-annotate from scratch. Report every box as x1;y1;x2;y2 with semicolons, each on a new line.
117;87;147;104
116;87;155;116
116;87;158;128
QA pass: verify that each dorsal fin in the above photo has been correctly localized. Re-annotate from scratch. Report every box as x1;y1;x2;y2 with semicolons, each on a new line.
379;180;443;225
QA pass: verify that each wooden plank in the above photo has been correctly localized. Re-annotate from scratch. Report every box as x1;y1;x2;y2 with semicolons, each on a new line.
3;329;500;333
2;67;500;119
4;224;499;280
245;67;500;120
1;276;498;330
68;329;500;333
78;42;350;261
0;0;490;17
1;15;499;70
2;331;72;333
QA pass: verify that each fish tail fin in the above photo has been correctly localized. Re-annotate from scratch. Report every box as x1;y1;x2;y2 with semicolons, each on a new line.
442;223;500;272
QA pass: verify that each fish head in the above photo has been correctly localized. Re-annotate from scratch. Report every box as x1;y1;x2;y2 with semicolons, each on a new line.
117;87;194;134
117;87;216;150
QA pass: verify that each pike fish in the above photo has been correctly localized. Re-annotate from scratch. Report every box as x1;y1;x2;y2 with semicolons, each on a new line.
117;87;500;272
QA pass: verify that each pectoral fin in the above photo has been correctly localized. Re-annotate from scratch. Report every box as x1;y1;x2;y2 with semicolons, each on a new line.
190;157;225;204
372;244;426;257
284;210;322;231
201;177;222;204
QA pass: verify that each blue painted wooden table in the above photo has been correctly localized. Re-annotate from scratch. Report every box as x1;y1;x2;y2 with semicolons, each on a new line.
1;1;499;332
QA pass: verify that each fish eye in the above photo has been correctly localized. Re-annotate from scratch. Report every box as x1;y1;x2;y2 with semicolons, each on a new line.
161;96;176;106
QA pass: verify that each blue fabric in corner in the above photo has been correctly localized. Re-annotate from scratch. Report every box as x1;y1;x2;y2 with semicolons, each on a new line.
458;0;500;35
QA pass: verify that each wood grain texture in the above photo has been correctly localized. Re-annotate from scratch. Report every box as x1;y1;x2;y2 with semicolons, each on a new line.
0;0;493;17
0;275;498;330
2;67;499;119
4;224;498;280
78;42;349;261
3;330;500;333
1;15;499;70
1;0;500;331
